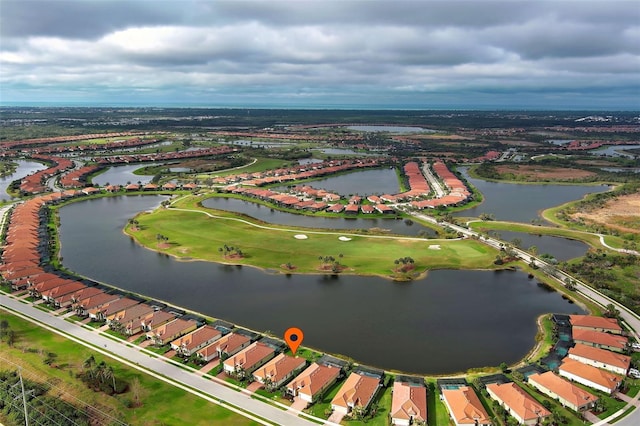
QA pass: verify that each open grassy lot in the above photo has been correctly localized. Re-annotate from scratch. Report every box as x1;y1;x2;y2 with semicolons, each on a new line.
0;309;259;426
126;197;499;278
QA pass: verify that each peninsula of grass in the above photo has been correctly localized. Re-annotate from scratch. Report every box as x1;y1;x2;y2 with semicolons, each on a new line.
125;195;498;278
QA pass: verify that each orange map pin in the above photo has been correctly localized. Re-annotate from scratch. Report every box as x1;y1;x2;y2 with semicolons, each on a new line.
284;327;304;355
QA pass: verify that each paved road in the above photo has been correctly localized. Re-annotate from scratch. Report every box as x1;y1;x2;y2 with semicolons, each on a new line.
408;211;640;426
0;294;323;426
421;163;446;198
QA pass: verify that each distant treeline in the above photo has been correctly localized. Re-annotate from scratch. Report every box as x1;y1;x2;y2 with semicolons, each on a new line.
3;108;639;139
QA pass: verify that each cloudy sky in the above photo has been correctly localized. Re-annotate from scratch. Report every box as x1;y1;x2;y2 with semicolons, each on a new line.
1;0;639;109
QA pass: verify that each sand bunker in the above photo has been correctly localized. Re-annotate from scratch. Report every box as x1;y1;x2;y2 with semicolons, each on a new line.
338;236;352;241
294;234;308;240
428;245;441;250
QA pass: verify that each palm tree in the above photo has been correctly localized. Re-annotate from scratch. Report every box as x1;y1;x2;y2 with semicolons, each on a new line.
103;365;116;392
604;303;620;319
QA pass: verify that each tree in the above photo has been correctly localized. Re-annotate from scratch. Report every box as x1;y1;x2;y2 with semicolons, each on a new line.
83;355;96;380
0;319;8;339
604;303;620;319
6;330;15;347
499;362;508;373
130;377;144;407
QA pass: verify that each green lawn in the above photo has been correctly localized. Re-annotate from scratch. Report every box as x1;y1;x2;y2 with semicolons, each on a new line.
127;195;499;278
0;309;259;425
343;385;393;426
426;381;453;426
304;379;344;419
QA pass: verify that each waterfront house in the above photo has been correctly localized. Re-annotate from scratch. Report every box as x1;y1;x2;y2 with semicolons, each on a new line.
210;332;251;360
147;318;198;345
344;204;359;214
89;297;139;322
222;342;276;378
570;315;622;335
486;382;551;425
252;353;307;389
125;183;140;191
390;380;427;426
441;386;491;426
286;362;341;404
41;281;85;303
330;372;381;415
572;329;628;353
106;303;155;330
567;343;631;375
528;371;598;412
51;284;89;308
136;310;176;334
75;292;120;317
559;359;622;394
170;325;222;357
69;287;104;308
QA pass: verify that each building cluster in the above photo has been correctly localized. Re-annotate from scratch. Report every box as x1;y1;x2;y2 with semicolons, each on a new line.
95;145;236;165
0;132;146;152
439;314;630;426
223;158;382;187
13;137;160;156
19;155;74;194
410;161;472;209
548;314;630;395
219;159;471;215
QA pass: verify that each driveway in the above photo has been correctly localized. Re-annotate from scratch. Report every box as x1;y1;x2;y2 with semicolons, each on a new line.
326;410;345;425
288;397;308;412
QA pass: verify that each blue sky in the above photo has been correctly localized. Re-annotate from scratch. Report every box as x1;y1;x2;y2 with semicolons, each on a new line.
1;0;639;109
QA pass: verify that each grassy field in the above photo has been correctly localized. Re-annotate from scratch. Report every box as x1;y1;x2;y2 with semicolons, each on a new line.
126;197;499;278
0;309;260;426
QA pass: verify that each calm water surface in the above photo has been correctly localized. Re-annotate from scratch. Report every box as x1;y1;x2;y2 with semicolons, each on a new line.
279;168;400;196
201;197;435;236
92;163;161;186
455;168;608;223
1;160;47;200
591;145;640;158
490;230;588;261
58;196;583;373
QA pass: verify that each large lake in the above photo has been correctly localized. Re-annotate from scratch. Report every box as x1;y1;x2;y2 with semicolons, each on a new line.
455;168;609;223
58;196;582;373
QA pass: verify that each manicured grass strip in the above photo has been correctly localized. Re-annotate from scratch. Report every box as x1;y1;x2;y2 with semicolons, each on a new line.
304;380;343;420
0;308;260;426
611;405;637;423
426;381;453;426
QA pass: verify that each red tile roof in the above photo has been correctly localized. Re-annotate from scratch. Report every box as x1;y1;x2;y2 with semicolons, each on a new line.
390;381;427;423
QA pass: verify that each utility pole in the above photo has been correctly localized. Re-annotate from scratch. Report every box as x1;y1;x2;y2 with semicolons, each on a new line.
18;367;29;426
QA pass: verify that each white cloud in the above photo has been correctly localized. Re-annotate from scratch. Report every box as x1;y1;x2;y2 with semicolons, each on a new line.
0;0;638;108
